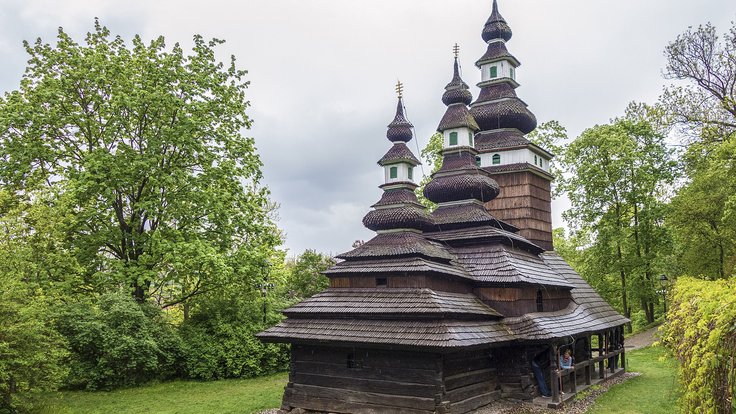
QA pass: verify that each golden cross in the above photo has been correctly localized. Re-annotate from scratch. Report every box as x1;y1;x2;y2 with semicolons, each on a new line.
453;43;460;58
395;80;404;98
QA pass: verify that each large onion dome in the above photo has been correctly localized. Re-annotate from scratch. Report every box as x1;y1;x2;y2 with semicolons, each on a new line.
482;0;512;42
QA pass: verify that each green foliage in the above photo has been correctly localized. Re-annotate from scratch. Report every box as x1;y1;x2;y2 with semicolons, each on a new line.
559;103;676;326
660;277;736;413
54;294;182;390
285;250;335;299
0;21;280;305
30;372;288;414
526;120;567;196
179;293;289;381
0;274;68;414
415;132;443;210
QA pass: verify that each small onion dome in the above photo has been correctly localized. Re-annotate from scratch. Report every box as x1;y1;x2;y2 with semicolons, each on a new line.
442;58;473;106
424;173;500;204
387;97;414;143
476;41;519;67
482;0;512;43
470;99;537;134
363;205;434;232
378;142;420;166
437;104;479;132
372;187;424;208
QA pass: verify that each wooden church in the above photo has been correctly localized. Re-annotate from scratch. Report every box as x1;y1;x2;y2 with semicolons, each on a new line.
259;1;629;412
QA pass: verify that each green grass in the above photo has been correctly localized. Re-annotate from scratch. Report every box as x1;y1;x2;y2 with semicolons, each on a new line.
31;372;288;414
586;346;679;414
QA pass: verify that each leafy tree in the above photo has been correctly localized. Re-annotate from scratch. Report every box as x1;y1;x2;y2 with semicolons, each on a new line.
660;21;736;279
559;104;677;328
0;274;68;413
526;120;567;195
0;21;280;305
286;250;336;299
415;132;443;210
54;293;182;390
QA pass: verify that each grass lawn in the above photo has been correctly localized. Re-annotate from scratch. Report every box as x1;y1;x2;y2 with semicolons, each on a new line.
31;372;288;414
586;346;679;414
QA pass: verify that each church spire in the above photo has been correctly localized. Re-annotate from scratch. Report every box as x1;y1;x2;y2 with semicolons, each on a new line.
483;0;512;42
362;88;432;233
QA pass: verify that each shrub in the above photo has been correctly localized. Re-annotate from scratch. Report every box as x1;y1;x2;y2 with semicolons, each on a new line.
179;294;289;380
55;293;182;390
660;277;736;413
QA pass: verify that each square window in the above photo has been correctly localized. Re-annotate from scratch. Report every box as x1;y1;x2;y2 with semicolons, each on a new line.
449;132;458;146
389;166;397;179
490;66;498;78
376;277;387;287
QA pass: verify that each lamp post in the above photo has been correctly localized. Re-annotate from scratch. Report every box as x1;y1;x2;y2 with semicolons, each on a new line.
658;274;669;318
255;260;274;324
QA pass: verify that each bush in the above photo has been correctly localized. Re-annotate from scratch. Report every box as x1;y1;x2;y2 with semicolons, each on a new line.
179;294;289;380
55;293;183;390
660;277;736;413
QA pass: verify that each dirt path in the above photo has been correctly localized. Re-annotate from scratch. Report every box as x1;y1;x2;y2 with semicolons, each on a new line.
625;326;660;350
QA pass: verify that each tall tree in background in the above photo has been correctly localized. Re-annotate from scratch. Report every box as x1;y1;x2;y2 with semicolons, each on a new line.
0;21;280;305
560;104;677;327
416;132;443;210
661;22;736;279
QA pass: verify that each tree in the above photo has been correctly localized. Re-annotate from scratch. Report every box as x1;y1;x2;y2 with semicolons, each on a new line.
286;250;336;299
415;132;443;210
0;21;280;305
559;104;677;328
660;21;736;279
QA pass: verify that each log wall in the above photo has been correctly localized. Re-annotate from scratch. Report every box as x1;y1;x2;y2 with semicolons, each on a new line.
284;345;446;414
474;287;571;316
329;275;472;293
442;349;501;413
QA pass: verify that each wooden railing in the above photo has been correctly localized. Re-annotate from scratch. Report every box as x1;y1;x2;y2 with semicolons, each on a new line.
550;348;625;403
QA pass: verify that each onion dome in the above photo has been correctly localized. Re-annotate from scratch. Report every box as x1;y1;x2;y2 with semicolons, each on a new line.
424;174;500;204
442;58;473;106
362;91;433;234
470;99;537;133
482;0;512;42
386;97;414;143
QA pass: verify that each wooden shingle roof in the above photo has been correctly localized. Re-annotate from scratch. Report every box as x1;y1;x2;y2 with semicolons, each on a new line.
323;257;471;280
283;288;502;319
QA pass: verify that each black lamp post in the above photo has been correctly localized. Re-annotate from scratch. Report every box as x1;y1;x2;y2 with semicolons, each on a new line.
658;274;669;318
255;260;274;324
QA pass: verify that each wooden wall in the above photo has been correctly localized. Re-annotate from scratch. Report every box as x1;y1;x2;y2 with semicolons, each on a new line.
284;345;445;414
474;287;571;317
484;170;553;251
442;349;501;413
329;275;472;293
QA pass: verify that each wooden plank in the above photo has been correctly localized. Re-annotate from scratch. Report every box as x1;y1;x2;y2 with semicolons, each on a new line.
445;380;492;403
290;372;439;398
330;277;350;288
286;383;437;411
284;389;435;414
450;390;500;414
444;368;495;390
292;346;439;370
291;361;441;384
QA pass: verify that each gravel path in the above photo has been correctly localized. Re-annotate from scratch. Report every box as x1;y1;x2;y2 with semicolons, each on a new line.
625;326;660;350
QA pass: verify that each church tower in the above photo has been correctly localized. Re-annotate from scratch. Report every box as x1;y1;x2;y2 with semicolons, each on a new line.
470;0;555;250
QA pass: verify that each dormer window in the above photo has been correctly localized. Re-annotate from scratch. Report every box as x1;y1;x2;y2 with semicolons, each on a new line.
492;154;501;165
449;132;458;146
389;166;398;179
490;66;498;78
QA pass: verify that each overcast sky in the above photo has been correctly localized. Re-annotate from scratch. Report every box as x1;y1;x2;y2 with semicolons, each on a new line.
1;0;734;257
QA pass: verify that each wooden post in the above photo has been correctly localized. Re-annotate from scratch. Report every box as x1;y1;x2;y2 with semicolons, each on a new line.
585;336;592;385
598;333;605;379
609;331;615;373
550;345;559;403
621;329;626;371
